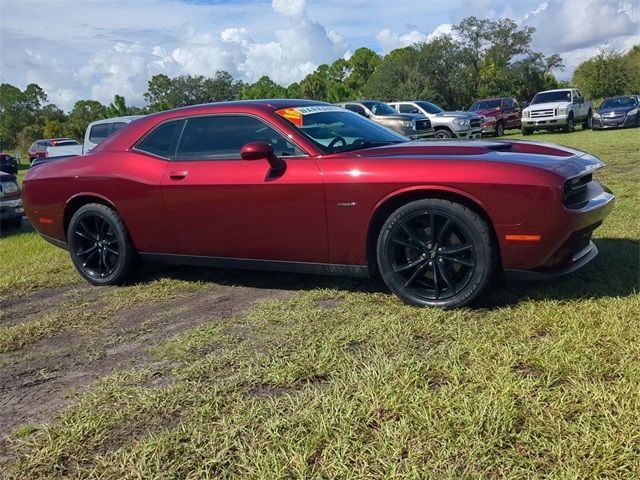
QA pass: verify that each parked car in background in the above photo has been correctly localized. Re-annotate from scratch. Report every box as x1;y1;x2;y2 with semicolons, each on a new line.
388;101;483;139
468;97;521;136
521;88;592;135
0;153;18;174
23;100;614;309
30;115;144;168
592;95;640;130
84;115;143;153
28;138;79;162
335;101;434;139
0;171;23;229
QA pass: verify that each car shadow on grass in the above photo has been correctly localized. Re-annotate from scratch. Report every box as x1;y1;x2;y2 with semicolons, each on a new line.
135;237;639;307
0;217;33;238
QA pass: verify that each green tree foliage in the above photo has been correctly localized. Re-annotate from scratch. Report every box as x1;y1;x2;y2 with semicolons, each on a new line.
144;71;243;111
65;100;107;140
0;83;48;149
572;46;640;100
241;76;287;99
105;94;131;117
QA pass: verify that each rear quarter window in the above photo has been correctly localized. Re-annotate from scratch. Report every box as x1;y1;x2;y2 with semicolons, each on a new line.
135;120;184;159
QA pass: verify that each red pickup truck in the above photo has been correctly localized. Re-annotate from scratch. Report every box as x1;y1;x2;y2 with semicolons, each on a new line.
469;97;521;136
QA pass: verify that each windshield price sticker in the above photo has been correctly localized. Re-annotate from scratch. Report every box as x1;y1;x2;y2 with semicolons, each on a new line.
276;105;345;126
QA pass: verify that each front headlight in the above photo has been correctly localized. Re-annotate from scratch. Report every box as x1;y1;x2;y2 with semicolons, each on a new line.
0;181;19;197
453;119;469;126
627;108;638;116
593;112;600;118
523;111;530;118
558;107;567;115
400;120;414;129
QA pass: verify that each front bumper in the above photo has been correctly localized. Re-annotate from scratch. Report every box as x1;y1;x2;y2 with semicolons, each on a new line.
0;197;24;222
453;128;483;139
592;113;639;129
522;116;568;128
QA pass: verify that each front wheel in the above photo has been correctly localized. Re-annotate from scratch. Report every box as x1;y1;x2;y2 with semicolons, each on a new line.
376;199;496;308
582;110;592;129
522;127;533;136
68;203;136;285
495;121;504;137
433;128;453;139
563;116;575;133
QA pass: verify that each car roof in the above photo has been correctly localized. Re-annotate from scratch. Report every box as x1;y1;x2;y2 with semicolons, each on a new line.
88;115;145;126
473;97;511;101
537;88;576;93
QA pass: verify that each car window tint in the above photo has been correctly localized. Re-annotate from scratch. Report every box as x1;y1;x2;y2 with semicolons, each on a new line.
111;122;127;133
174;115;304;161
344;104;366;116
137;120;183;158
89;123;110;144
399;104;419;114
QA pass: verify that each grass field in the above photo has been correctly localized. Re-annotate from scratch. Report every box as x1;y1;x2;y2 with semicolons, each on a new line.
1;127;639;478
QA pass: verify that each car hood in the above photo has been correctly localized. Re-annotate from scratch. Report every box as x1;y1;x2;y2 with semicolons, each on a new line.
471;108;500;117
598;106;637;115
352;139;601;172
434;111;482;120
525;101;569;111
373;113;420;121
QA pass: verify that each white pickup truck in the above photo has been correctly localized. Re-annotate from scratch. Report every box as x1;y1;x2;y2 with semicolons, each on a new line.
32;115;143;166
521;88;592;135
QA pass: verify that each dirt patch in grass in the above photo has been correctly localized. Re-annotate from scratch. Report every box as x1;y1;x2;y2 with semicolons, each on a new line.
0;282;292;463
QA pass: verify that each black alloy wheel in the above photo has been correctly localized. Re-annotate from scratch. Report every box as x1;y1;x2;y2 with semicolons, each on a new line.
68;203;135;285
496;121;504;137
377;199;495;308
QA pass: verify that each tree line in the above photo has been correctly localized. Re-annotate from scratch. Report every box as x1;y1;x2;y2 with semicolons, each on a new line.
1;15;638;152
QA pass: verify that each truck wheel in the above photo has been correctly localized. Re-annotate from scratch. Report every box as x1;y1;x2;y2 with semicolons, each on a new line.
522;127;533;136
563;115;575;133
68;203;136;286
495;121;504;137
582;110;592;129
376;199;496;308
434;128;453;139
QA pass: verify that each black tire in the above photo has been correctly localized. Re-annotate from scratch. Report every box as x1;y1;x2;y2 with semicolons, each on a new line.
376;199;496;308
522;127;533;136
563;115;575;133
582;110;592;129
495;121;504;137
67;203;135;285
434;128;453;139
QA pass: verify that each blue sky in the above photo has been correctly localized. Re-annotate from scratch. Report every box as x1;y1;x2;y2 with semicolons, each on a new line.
0;0;638;110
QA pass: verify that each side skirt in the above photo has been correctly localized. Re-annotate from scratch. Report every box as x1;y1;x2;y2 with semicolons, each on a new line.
140;252;371;278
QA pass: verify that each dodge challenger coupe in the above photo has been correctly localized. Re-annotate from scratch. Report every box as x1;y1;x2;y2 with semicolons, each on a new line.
22;100;615;308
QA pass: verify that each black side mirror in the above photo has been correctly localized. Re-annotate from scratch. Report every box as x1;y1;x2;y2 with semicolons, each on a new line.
241;142;285;171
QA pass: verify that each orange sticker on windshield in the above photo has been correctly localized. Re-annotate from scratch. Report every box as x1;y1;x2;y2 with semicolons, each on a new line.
276;108;303;127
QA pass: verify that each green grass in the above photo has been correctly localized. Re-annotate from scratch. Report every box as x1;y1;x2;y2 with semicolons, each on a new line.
2;127;640;478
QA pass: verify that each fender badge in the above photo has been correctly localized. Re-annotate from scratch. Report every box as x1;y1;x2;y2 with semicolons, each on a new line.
337;202;356;208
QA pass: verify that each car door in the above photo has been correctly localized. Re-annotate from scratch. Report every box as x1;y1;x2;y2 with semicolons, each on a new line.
159;114;328;263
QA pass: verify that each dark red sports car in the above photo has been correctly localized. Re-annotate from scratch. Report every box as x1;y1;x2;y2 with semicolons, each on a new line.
23;100;615;308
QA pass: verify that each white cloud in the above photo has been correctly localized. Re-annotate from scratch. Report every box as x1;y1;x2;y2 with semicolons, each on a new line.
272;0;306;18
376;29;427;53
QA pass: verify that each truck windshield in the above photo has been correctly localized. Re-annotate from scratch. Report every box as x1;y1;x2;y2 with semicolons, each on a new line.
276;107;407;154
531;91;572;105
470;99;502;110
415;101;444;114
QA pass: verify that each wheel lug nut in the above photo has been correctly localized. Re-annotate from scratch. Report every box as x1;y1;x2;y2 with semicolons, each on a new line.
438;258;443;263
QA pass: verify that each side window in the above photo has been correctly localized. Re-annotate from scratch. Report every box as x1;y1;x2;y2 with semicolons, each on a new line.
111;122;127;133
89;123;110;144
174;115;305;161
136;120;183;158
503;98;513;109
344;104;367;116
399;104;419;114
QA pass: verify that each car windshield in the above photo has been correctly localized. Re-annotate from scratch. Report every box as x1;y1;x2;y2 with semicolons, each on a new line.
600;96;636;109
470;99;502;111
361;101;398;116
531;91;572;105
276;106;407;154
415;101;444;114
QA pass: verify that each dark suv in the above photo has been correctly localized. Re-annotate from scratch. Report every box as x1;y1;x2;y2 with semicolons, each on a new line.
469;97;521;136
0;153;18;174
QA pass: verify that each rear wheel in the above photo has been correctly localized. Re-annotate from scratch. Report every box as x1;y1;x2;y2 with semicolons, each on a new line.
68;203;135;285
377;199;495;308
434;128;453;139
